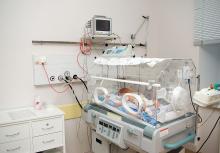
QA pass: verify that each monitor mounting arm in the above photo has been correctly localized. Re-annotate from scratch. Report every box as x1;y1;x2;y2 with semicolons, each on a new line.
131;16;149;45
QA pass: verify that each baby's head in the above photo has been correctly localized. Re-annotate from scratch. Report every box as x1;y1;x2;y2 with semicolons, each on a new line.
118;88;135;96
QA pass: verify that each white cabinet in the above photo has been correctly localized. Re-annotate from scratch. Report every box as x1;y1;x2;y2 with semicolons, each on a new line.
33;132;63;152
32;117;63;137
0;139;30;153
0;123;30;143
0;105;65;153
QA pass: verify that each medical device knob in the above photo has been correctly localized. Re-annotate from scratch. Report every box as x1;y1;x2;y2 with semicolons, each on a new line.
91;113;97;119
127;128;138;136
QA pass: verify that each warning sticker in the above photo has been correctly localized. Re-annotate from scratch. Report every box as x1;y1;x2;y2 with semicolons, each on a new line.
160;128;169;137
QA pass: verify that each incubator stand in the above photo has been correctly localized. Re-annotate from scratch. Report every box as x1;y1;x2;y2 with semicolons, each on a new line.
84;58;197;153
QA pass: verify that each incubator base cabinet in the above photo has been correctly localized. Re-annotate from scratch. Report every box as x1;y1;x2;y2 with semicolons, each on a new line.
83;104;196;153
84;58;198;153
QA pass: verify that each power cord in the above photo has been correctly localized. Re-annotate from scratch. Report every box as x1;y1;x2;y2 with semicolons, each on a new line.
73;75;88;92
187;79;203;123
197;110;215;129
196;115;220;153
64;79;83;109
77;50;89;74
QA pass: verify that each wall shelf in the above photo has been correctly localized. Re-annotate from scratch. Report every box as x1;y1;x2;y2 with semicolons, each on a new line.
32;40;146;48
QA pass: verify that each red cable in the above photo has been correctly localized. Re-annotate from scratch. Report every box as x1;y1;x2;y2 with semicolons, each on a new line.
80;39;92;55
76;38;92;77
42;64;69;93
77;51;88;74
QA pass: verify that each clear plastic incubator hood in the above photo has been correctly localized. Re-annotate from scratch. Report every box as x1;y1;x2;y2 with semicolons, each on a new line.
87;57;197;127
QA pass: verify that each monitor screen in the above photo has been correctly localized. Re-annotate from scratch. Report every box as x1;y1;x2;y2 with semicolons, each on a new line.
96;19;110;31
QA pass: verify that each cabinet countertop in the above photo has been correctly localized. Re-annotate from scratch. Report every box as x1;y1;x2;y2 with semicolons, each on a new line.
0;105;64;125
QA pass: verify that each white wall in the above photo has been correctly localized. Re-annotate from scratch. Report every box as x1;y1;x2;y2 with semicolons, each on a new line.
0;0;155;110
0;0;153;153
150;0;199;67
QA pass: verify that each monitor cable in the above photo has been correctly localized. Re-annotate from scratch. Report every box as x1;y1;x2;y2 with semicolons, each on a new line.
64;79;83;109
73;75;88;92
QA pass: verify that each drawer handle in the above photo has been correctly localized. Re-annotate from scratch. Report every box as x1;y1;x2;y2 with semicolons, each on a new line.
42;126;54;130
6;146;21;152
5;132;20;137
42;139;55;144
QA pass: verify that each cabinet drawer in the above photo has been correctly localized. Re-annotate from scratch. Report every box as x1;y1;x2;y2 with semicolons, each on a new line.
0;139;30;153
33;132;63;152
0;124;29;143
32;117;62;136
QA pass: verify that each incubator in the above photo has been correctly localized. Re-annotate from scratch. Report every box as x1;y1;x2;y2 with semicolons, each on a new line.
83;58;197;153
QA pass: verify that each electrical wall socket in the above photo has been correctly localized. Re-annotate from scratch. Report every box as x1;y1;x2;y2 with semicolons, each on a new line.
33;55;84;86
35;56;47;65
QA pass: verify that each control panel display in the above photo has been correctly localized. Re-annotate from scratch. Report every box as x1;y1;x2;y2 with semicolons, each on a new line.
96;118;122;143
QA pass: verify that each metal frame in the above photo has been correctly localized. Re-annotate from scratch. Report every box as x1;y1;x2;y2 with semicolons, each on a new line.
32;40;146;47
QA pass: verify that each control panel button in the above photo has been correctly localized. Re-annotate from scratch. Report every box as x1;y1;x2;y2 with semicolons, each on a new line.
97;119;122;142
115;133;118;138
112;132;115;139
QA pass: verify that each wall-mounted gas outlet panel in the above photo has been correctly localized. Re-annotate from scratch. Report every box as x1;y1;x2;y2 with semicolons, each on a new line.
33;54;84;86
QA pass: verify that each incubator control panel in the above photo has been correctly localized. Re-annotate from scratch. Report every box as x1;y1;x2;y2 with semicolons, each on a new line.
96;118;122;145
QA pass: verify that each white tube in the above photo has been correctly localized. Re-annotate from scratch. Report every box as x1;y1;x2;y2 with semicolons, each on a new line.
94;87;109;105
91;76;150;86
122;93;144;116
